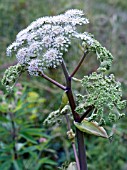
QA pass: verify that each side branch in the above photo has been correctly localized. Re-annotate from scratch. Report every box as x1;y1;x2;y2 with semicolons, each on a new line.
61;60;71;87
79;106;94;123
39;72;66;90
70;50;89;77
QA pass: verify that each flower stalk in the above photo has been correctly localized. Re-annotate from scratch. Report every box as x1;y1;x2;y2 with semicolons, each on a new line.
70;50;89;78
39;72;66;90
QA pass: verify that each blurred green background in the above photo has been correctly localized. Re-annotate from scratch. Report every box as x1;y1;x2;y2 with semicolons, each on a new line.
0;0;127;170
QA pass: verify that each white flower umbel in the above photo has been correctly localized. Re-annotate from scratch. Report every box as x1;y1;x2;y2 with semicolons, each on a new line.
42;35;53;48
28;42;42;57
6;9;90;76
28;59;44;76
6;42;20;56
16;28;28;41
16;48;28;64
54;36;70;50
43;48;63;68
52;26;63;35
74;32;94;45
65;9;85;16
64;25;75;35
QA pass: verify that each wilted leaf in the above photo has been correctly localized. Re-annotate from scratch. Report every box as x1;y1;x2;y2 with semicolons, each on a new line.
74;118;109;138
67;162;77;170
15;143;25;151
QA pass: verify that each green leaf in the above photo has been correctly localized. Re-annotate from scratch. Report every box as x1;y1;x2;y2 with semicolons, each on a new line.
38;157;57;165
74;118;109;138
0;160;12;170
35;157;57;170
0;103;8;113
0;156;11;161
19;146;37;154
0;116;9;122
20;128;43;136
13;160;22;170
20;132;37;144
14;102;29;113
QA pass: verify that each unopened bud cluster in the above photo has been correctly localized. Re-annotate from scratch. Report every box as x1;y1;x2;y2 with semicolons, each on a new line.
76;72;126;125
67;129;75;143
43;110;62;126
43;105;70;127
2;64;24;91
81;34;114;72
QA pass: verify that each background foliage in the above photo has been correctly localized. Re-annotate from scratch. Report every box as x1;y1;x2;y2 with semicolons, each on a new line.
0;0;127;170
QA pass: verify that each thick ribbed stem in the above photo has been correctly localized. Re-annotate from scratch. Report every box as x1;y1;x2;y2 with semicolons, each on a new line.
76;129;87;170
61;59;88;170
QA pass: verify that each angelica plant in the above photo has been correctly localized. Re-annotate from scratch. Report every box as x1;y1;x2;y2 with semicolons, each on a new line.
2;9;126;170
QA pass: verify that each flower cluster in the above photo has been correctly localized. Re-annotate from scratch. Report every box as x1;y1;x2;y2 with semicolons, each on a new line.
43;110;63;126
6;9;89;76
76;72;126;125
75;32;114;72
3;9;116;92
43;105;70;127
1;64;24;91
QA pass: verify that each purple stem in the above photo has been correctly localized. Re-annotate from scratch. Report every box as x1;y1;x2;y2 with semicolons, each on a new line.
39;72;66;90
79;106;94;123
61;59;88;170
70;50;89;78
